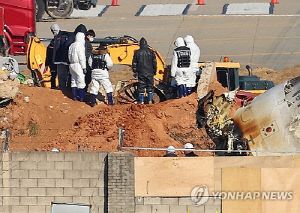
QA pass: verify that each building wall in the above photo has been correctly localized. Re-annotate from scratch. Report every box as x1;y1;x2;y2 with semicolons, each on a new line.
107;152;135;213
1;152;300;213
0;151;135;213
135;197;221;213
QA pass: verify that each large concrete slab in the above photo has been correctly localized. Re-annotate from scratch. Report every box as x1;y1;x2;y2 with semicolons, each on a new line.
136;4;190;17
223;3;273;15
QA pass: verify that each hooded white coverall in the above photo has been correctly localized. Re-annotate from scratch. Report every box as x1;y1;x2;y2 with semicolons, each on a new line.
184;35;200;88
171;37;191;85
89;51;114;95
68;32;86;89
50;23;61;36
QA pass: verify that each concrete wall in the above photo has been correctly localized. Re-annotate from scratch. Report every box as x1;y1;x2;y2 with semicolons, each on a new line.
2;152;299;213
135;197;221;213
107;152;135;213
0;151;135;213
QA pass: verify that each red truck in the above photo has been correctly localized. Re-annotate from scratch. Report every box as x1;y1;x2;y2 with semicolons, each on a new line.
0;0;36;56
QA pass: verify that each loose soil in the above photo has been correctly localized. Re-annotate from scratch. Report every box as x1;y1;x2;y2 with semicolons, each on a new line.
0;66;299;157
0;85;215;157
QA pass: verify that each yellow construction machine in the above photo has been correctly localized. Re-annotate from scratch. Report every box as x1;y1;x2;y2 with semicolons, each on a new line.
27;35;274;104
26;35;169;104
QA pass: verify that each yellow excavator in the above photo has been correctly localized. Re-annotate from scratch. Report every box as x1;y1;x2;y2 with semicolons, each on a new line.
27;35;169;104
27;35;274;104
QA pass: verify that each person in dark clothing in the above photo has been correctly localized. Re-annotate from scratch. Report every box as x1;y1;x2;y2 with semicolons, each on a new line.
52;24;88;90
163;146;178;157
74;24;87;36
85;29;95;90
132;37;157;104
184;143;199;157
52;26;75;89
46;24;60;89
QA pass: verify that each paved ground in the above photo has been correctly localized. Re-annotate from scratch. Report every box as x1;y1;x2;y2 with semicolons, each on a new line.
34;0;300;71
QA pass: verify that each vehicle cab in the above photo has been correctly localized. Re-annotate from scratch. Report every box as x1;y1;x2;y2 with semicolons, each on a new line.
0;0;36;55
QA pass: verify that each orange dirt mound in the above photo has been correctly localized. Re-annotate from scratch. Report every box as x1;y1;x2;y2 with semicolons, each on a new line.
1;85;215;157
43;93;215;157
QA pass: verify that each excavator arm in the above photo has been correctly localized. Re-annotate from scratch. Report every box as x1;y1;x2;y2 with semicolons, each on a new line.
27;36;52;87
106;43;167;82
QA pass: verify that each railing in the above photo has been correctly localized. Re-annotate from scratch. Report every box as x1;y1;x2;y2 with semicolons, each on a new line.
118;128;300;156
1;127;9;152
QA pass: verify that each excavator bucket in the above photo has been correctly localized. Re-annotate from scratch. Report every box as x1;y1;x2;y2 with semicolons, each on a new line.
27;36;52;87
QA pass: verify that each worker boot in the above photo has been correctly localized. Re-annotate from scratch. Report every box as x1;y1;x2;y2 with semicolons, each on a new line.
138;93;144;104
90;94;96;107
72;87;78;101
178;85;184;98
107;92;114;105
50;78;56;89
186;87;192;96
79;89;85;102
183;85;187;97
148;92;153;104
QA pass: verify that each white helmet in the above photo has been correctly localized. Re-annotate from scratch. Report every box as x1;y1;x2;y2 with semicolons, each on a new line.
184;143;194;149
167;145;175;154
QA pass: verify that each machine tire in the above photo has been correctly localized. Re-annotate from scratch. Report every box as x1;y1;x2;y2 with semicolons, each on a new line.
115;82;166;105
35;0;46;22
78;2;92;10
46;0;74;19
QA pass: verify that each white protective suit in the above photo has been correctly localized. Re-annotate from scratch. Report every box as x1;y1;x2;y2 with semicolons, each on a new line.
184;35;200;88
170;37;190;85
68;32;86;89
89;49;114;95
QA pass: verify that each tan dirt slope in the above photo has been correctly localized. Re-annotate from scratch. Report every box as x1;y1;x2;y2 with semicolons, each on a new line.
1;66;299;157
0;85;216;157
239;65;300;85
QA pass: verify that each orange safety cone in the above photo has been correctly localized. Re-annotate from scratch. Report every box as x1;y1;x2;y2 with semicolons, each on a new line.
270;0;279;4
111;0;119;6
196;0;205;5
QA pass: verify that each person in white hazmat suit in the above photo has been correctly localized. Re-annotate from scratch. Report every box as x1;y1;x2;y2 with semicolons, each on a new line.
184;35;200;95
171;37;191;98
68;32;86;102
89;45;114;106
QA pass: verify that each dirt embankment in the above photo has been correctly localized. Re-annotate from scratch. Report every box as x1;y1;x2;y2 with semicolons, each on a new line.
1;65;298;157
0;85;215;157
0;85;98;151
43;95;216;157
239;65;300;85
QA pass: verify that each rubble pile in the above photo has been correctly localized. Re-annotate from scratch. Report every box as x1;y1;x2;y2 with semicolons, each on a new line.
0;70;19;100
